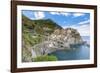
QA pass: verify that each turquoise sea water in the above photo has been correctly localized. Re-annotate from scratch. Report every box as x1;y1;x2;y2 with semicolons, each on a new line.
49;36;90;60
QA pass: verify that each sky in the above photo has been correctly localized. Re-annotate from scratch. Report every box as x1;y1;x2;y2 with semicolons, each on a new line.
22;10;90;36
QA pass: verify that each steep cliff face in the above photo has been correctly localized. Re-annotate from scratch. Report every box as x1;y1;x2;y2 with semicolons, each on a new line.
31;28;84;59
50;28;83;45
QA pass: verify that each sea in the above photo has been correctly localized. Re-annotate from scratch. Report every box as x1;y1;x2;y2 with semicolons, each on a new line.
49;36;90;60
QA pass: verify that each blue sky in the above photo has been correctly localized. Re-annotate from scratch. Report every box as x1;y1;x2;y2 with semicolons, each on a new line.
22;10;90;36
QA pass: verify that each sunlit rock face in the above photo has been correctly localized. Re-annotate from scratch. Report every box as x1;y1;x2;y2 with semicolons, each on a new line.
31;28;84;58
50;28;83;45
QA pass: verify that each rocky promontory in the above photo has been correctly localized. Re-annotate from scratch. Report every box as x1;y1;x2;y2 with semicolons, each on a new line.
31;28;84;59
22;15;84;62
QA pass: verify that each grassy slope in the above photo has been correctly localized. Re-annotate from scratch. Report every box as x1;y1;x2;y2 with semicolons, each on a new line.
22;15;62;62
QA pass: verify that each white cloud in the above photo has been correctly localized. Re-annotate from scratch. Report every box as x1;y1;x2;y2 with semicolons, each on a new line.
50;12;85;17
62;24;90;36
73;13;85;17
61;12;70;16
50;12;70;16
62;25;70;29
50;12;59;15
78;19;90;25
70;24;90;36
34;11;45;19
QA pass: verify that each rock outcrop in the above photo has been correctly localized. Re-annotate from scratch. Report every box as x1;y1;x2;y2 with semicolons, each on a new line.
50;28;83;45
31;28;84;59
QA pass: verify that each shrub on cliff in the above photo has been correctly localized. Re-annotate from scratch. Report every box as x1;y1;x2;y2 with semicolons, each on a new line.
33;55;58;62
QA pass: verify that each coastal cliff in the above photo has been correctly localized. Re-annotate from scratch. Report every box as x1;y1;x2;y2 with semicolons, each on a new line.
31;28;83;58
22;15;84;62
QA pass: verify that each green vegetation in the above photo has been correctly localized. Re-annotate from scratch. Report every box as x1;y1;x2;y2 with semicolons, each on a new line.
33;55;58;62
23;32;43;46
22;15;62;62
22;47;32;62
22;14;62;48
22;15;62;35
